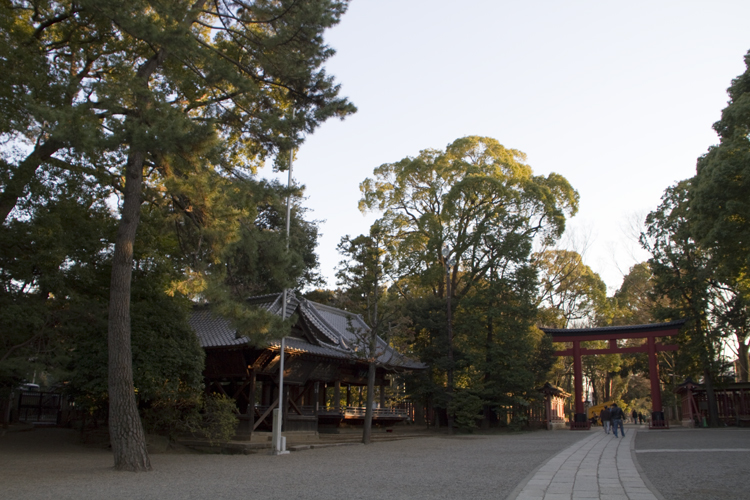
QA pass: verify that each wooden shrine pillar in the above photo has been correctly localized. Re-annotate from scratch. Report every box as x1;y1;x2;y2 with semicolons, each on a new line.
648;336;662;413
573;340;584;417
247;370;256;433
334;381;341;410
542;392;553;430
346;384;351;407
319;383;327;408
314;382;320;414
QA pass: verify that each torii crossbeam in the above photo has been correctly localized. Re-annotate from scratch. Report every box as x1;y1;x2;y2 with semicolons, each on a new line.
541;320;686;428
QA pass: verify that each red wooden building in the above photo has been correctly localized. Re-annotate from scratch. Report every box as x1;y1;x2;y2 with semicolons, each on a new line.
676;377;750;427
537;382;570;430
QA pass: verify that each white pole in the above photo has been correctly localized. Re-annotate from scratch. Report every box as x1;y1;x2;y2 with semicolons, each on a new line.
273;110;294;455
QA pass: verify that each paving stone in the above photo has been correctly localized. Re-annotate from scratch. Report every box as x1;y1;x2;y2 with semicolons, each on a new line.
573;482;598;490
515;492;545;500
542;493;571;500
509;429;661;500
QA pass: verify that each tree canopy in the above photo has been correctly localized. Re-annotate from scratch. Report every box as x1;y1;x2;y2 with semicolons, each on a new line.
692;49;750;288
358;136;578;430
1;0;355;470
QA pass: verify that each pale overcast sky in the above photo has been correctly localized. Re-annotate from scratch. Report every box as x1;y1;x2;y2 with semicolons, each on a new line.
265;0;750;294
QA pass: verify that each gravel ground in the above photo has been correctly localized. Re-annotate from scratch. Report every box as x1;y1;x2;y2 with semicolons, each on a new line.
1;427;588;500
634;427;750;500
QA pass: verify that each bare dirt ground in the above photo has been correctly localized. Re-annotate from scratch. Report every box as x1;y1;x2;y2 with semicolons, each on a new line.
5;424;747;500
0;425;586;500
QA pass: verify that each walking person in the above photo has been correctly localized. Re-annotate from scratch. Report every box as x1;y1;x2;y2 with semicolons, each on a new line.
610;402;625;437
600;405;612;434
631;408;638;424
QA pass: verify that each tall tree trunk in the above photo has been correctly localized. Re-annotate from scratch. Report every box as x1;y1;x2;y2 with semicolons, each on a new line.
482;314;493;429
362;360;376;444
362;260;379;445
703;368;720;427
105;39;168;471
445;266;455;434
606;373;612;401
108;149;150;471
737;336;749;382
591;377;599;406
696;314;721;427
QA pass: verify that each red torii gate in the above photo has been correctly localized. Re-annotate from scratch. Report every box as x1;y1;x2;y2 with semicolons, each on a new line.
541;320;685;428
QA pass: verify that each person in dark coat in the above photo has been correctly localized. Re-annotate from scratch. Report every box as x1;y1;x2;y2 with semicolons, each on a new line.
610;403;625;437
632;409;638;424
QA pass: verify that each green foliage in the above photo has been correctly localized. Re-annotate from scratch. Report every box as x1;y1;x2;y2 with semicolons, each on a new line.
449;388;484;432
359;136;578;298
456;268;547;405
64;275;205;412
198;394;239;445
690;49;750;382
533;249;607;328
0;169;115;389
641;181;721;377
692;49;750;287
607;262;660;326
641;180;729;425
357;137;579;427
193;179;323;344
142;392;238;444
141;388;203;442
2;0;355;468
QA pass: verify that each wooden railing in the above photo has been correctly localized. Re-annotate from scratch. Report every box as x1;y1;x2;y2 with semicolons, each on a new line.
342;406;408;418
254;405;408;419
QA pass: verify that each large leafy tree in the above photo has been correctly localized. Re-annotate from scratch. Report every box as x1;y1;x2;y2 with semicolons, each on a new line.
359;136;578;300
691;49;750;382
3;0;355;470
692;49;750;287
359;136;578;429
641;180;723;426
0;166;206;432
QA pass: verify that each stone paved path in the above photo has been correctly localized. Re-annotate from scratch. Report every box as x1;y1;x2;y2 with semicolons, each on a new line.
510;429;659;500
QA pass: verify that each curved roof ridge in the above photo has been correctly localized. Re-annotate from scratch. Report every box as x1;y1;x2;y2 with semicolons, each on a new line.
305;299;372;333
298;298;342;345
245;291;299;320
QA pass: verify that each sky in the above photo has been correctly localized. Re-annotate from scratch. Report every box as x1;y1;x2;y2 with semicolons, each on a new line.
264;0;750;294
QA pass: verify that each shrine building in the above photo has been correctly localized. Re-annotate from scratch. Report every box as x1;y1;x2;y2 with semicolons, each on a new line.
189;291;425;436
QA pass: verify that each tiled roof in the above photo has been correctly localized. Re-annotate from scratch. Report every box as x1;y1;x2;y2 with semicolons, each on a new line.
540;319;687;336
189;293;425;370
188;308;247;348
